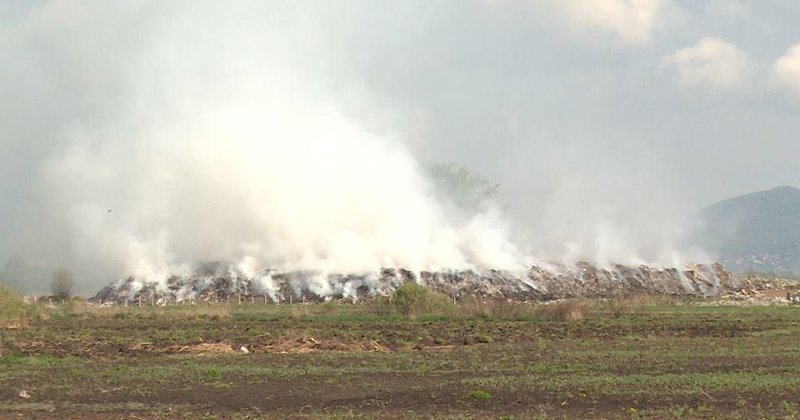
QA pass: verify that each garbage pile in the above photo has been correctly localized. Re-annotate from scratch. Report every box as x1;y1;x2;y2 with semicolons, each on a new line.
708;273;800;305
91;261;739;305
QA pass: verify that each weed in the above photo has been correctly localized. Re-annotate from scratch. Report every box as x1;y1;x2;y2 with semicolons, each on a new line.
467;389;492;400
781;400;798;416
670;404;689;418
536;338;548;351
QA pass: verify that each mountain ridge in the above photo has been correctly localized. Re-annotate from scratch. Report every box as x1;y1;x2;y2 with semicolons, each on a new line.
698;185;800;276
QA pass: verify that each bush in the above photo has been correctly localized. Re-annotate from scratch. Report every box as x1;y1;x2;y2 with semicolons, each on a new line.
392;283;450;316
51;269;74;301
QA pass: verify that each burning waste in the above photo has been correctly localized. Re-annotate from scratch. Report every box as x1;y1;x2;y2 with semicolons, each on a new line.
91;261;737;305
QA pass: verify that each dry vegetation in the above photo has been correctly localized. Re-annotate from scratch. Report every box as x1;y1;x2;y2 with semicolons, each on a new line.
0;285;42;329
535;299;590;321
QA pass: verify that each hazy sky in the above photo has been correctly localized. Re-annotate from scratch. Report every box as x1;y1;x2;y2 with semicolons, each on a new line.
2;1;800;291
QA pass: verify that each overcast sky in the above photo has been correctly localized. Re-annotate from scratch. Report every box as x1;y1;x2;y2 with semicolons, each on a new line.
2;1;800;291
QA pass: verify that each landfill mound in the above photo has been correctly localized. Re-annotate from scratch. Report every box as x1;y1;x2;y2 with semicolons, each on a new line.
91;261;738;305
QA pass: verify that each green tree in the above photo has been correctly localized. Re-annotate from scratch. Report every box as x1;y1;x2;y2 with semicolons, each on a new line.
425;163;501;211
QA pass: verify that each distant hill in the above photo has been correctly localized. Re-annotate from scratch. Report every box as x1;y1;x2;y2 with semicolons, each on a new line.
698;186;800;276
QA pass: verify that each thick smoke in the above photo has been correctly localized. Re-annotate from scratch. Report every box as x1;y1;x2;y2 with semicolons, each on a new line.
40;98;525;280
0;1;739;294
1;1;528;293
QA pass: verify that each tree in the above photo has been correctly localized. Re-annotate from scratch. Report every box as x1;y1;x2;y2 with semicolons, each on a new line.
51;269;74;301
424;163;501;212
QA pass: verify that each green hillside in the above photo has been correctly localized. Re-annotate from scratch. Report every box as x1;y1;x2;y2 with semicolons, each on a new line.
699;186;800;276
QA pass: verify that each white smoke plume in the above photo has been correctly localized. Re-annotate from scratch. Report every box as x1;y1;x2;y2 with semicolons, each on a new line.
0;1;725;294
2;1;530;293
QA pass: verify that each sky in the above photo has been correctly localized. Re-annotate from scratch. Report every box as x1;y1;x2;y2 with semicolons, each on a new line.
2;0;800;292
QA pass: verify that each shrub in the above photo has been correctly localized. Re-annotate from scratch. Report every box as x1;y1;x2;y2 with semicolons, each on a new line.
392;283;450;316
51;269;74;301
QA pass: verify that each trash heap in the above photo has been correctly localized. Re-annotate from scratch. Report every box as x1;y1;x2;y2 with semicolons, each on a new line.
709;273;800;305
91;261;738;305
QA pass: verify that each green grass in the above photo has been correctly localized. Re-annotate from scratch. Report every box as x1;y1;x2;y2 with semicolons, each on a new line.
467;389;492;400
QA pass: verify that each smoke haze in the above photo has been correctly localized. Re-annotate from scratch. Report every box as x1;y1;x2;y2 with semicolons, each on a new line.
2;1;800;293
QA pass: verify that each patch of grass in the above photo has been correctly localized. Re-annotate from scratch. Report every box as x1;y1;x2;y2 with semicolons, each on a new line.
204;368;221;381
669;404;690;418
462;371;800;395
467;389;492;400
781;400;799;416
